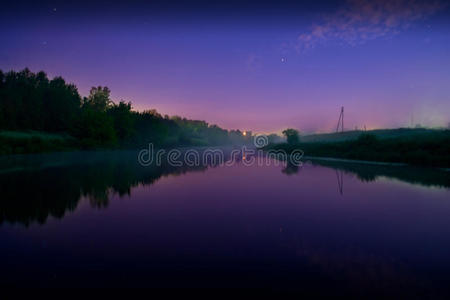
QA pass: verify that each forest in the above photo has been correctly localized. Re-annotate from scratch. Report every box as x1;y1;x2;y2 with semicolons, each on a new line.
0;69;248;154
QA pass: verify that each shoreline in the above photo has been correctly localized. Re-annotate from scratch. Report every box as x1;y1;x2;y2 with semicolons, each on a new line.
302;155;407;167
301;155;450;171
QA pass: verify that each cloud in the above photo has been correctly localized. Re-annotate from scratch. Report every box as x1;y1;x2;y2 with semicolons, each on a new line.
296;0;446;52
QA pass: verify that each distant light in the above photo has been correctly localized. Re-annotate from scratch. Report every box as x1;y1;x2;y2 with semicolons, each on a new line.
243;131;247;136
281;58;286;62
53;8;57;12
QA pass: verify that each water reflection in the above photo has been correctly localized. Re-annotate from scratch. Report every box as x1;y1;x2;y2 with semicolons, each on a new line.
305;159;450;189
0;150;449;227
281;161;300;175
335;169;344;195
0;151;210;226
1;150;450;292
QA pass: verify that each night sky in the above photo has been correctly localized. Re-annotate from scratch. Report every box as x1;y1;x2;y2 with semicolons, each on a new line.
1;0;449;133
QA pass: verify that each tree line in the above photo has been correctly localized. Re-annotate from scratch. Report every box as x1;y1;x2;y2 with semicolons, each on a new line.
0;69;248;151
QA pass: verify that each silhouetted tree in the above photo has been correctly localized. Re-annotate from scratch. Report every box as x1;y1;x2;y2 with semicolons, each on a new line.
83;86;112;112
44;76;81;132
282;128;300;144
0;69;81;132
75;107;117;147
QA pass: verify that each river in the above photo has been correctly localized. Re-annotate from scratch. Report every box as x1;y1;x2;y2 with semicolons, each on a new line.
0;150;449;295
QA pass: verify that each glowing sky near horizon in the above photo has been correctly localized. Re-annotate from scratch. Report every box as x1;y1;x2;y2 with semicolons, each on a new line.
1;0;450;133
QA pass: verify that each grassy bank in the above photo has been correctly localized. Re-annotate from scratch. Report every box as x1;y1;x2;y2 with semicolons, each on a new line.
300;128;445;143
0;131;78;155
265;130;450;168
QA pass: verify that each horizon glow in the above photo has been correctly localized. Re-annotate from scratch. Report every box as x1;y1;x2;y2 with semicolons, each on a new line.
1;0;449;134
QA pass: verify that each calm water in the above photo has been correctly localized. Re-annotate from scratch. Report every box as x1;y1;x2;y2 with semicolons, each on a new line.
1;150;450;294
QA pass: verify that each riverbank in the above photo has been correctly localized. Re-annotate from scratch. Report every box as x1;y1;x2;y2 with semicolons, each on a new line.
0;130;249;156
265;132;450;168
0;131;78;155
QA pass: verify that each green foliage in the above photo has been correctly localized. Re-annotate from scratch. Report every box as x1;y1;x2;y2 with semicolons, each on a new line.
45;77;81;132
0;68;249;154
0;69;81;132
75;108;117;148
0;131;76;155
83;86;112;112
282;128;300;144
108;101;134;142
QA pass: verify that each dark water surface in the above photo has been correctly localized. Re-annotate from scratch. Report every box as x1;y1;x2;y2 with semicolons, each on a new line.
1;150;450;294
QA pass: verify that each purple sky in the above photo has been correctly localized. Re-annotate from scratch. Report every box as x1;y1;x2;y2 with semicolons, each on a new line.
1;0;449;133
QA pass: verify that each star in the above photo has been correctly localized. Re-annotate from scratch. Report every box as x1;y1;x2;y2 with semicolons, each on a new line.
53;8;57;12
281;58;286;63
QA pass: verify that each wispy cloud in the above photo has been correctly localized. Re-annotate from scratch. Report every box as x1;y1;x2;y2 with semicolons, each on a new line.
297;0;446;52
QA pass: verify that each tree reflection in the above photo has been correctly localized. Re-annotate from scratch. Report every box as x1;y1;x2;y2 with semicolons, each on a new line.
0;151;210;226
1;151;449;226
299;159;450;190
281;161;300;175
278;157;450;192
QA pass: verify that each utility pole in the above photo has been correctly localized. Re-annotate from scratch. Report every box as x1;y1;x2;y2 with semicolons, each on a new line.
336;106;344;133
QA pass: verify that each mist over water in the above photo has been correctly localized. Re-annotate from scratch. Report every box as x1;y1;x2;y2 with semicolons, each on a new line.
1;150;449;294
